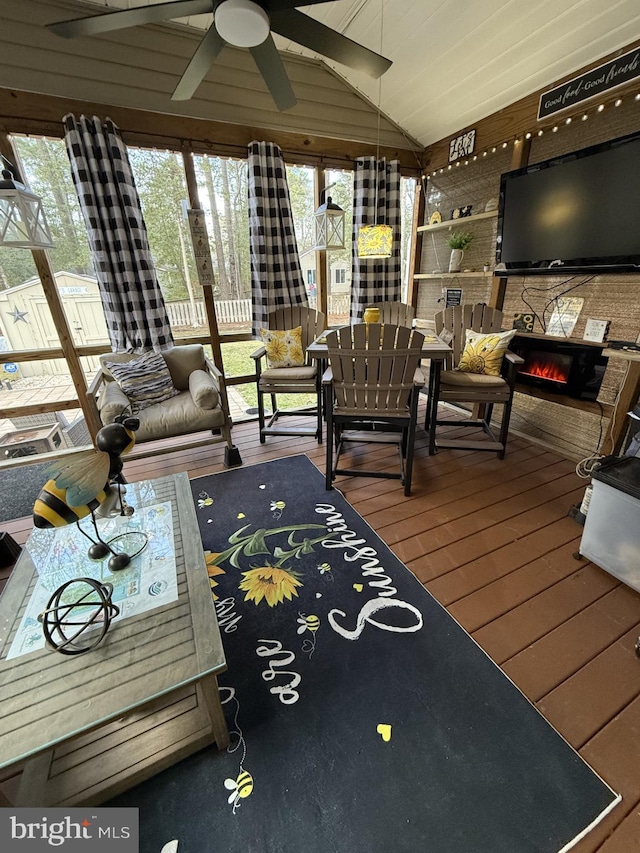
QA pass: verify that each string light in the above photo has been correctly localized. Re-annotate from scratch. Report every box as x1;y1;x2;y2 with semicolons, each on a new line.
424;88;640;176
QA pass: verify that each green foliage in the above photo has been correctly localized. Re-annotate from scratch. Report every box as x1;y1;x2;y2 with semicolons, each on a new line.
446;230;474;250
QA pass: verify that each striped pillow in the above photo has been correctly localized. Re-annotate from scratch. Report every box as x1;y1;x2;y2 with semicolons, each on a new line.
104;352;179;413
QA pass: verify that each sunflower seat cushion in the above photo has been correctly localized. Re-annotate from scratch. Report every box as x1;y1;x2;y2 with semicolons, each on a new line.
97;344;226;443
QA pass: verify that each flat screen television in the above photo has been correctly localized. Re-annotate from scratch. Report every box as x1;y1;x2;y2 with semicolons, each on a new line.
496;130;640;275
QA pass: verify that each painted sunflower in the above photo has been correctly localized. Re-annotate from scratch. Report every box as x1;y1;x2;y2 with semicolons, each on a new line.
239;564;302;606
205;551;226;601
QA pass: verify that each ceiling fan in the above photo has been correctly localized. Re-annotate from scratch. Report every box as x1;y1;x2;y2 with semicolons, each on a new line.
47;0;392;111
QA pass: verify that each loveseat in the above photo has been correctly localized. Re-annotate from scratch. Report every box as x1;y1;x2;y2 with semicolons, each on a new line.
89;344;241;464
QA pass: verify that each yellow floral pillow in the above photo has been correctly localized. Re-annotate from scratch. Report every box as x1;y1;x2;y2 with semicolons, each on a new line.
259;326;305;369
458;328;516;376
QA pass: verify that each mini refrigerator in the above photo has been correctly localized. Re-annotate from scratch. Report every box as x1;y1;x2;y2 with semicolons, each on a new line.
579;456;640;592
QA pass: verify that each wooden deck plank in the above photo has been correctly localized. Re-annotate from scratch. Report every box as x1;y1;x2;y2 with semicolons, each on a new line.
502;585;640;700
537;625;640;748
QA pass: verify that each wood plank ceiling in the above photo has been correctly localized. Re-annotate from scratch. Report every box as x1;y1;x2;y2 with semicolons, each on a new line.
53;0;640;146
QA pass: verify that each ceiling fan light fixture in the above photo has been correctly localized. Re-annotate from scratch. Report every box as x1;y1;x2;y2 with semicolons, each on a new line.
215;0;270;48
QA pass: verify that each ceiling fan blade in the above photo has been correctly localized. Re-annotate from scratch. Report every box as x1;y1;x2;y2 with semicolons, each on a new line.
47;0;213;39
172;25;226;100
266;0;334;9
271;9;392;78
250;36;297;112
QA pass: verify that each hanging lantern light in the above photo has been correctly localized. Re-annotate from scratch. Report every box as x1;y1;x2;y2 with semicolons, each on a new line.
0;164;54;250
357;223;393;259
314;187;345;250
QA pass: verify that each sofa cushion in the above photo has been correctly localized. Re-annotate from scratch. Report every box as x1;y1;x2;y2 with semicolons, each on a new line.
189;369;219;410
162;344;207;391
132;391;225;442
103;351;179;413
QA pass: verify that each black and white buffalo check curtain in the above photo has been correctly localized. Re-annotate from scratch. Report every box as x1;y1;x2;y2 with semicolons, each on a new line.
64;114;174;352
351;157;402;323
248;141;307;335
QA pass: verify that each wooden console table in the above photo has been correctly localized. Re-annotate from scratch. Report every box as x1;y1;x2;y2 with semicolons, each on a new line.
599;349;640;456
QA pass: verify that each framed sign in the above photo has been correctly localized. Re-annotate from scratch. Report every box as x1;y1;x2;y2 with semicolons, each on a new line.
448;130;476;163
445;288;463;308
538;47;640;120
187;209;215;289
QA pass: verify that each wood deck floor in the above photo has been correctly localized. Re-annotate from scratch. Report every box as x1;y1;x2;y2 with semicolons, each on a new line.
2;400;639;852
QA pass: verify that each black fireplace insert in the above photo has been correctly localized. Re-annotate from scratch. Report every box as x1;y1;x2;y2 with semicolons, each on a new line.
510;335;607;401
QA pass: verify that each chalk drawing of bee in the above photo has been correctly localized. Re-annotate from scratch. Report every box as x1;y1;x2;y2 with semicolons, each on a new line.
270;499;286;519
297;612;320;658
198;492;213;509
224;769;254;813
317;562;334;581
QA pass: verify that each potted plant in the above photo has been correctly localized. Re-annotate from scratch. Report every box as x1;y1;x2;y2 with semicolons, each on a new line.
446;230;474;273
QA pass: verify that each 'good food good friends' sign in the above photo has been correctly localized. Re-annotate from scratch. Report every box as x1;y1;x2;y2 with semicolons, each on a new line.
538;47;640;120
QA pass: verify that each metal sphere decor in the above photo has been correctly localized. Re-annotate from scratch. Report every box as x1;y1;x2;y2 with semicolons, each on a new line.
38;577;120;655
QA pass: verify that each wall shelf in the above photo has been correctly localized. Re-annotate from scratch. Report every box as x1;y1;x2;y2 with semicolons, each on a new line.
414;272;494;279
417;209;498;233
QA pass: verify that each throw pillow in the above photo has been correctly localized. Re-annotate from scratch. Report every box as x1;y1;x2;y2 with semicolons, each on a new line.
259;326;305;369
458;328;516;376
104;351;180;412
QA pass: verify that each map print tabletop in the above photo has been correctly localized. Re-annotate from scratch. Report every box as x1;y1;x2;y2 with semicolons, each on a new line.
8;499;177;660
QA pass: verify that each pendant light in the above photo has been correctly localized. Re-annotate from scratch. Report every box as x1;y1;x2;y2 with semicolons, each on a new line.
0;156;54;250
357;0;392;260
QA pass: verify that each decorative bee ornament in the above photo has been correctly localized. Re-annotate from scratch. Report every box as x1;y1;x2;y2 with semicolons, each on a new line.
32;415;144;571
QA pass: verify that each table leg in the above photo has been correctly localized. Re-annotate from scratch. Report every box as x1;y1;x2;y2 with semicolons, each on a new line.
197;673;230;750
428;359;442;456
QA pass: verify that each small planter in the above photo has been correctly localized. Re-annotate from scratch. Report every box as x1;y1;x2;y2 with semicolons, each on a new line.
448;249;464;273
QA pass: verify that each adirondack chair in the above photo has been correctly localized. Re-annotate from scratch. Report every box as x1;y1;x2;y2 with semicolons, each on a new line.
365;301;416;327
323;323;426;496
251;305;326;443
426;303;523;458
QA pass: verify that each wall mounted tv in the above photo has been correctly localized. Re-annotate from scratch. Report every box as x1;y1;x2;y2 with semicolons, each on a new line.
496;130;640;275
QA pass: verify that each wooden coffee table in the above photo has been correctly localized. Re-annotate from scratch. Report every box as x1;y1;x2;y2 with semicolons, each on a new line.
0;472;229;806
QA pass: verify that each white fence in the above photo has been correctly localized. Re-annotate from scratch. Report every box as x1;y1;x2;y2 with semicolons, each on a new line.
166;295;351;328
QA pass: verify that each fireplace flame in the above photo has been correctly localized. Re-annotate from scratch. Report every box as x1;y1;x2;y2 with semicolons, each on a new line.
520;358;569;383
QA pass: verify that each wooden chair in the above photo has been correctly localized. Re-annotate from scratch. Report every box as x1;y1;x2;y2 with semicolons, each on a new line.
425;303;523;459
365;301;416;327
251;305;326;444
323;323;425;496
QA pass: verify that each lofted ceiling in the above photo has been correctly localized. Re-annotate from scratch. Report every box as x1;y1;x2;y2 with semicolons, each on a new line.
42;0;640;147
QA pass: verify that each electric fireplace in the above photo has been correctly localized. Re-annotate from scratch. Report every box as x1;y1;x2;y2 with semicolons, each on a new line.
510;335;607;401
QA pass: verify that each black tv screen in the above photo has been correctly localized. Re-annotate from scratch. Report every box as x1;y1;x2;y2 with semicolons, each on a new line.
496;131;640;275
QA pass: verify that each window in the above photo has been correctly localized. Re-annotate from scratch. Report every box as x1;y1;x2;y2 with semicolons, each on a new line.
306;270;316;286
334;268;346;285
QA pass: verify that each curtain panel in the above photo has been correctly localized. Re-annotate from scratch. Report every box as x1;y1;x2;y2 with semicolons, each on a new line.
64;114;174;352
350;157;402;323
247;140;307;335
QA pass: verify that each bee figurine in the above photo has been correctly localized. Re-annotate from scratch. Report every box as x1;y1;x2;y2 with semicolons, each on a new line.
33;415;139;529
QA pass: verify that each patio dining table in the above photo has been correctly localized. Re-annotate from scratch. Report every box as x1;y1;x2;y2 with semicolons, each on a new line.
307;326;452;454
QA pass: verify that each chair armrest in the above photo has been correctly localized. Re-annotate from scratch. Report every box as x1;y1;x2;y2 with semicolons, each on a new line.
250;345;266;361
322;366;334;385
99;381;131;424
505;350;525;365
502;349;524;388
412;367;426;386
88;368;106;398
204;355;224;381
189;370;220;410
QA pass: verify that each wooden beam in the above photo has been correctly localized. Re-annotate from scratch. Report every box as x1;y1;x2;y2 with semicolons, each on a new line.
0;88;422;174
0;129;101;439
407;179;425;309
314;169;329;321
180;145;231;419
